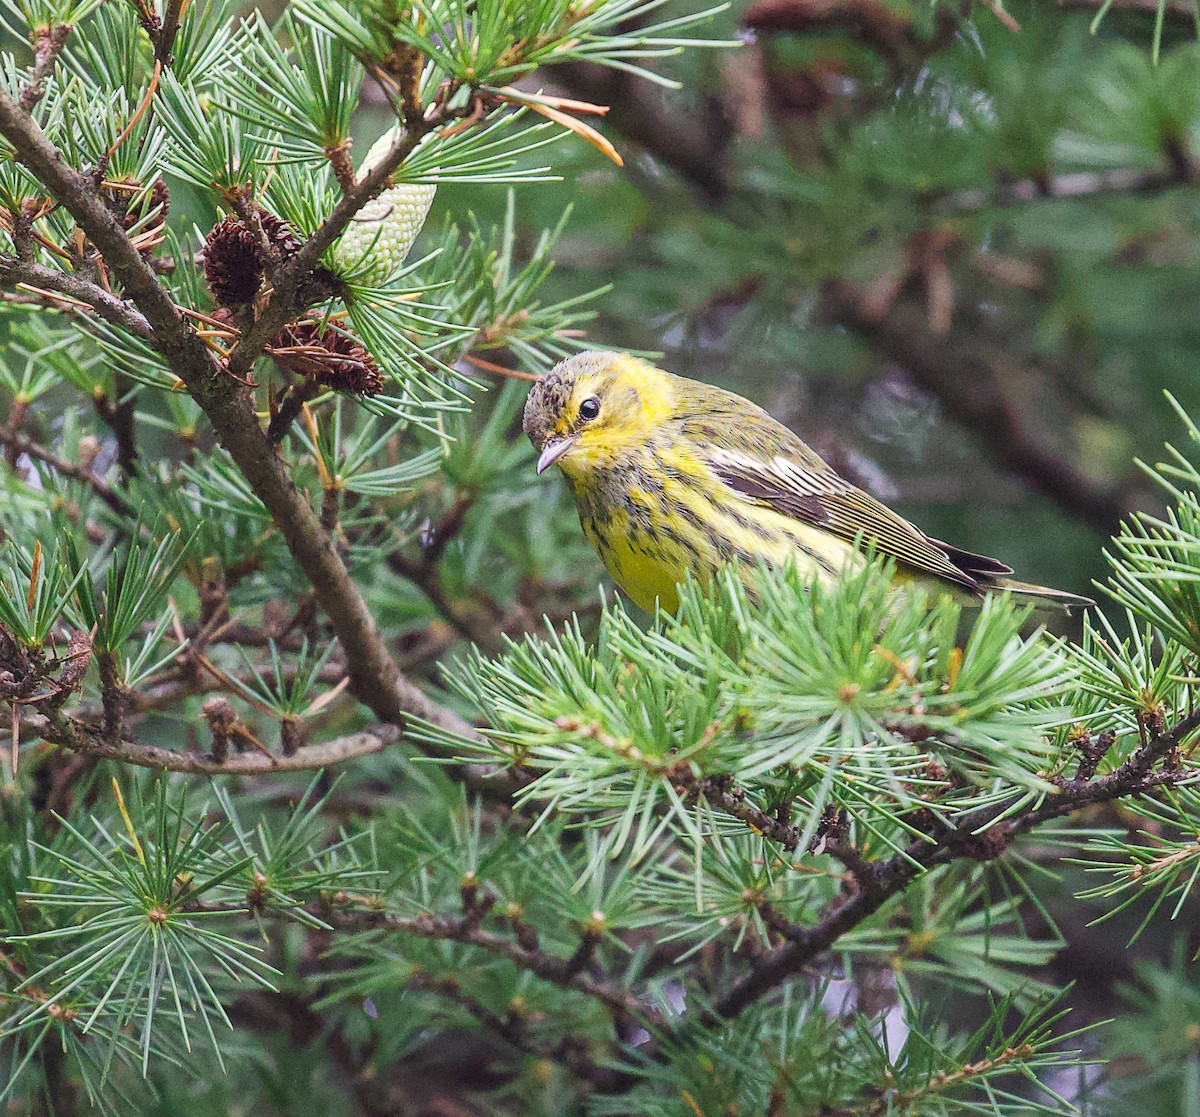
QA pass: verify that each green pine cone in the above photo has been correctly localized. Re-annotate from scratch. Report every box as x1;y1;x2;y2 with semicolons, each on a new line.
330;128;436;286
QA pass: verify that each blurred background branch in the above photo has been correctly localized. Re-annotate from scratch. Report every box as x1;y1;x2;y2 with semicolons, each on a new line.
1;1;1200;1115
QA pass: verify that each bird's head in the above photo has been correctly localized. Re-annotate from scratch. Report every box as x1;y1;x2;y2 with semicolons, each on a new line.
522;351;672;478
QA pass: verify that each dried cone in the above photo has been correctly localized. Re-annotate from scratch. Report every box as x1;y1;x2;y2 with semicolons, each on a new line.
102;178;170;257
203;210;303;307
271;322;384;397
330;127;436;287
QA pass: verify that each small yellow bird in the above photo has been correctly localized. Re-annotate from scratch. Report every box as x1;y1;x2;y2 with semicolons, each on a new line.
523;350;1093;615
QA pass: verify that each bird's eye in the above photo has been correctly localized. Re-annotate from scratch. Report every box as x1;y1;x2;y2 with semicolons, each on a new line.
579;397;601;421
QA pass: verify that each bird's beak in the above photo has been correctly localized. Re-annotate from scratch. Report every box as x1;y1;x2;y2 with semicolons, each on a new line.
536;436;577;474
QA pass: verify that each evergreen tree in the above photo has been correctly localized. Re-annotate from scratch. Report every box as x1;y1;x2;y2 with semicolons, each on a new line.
0;2;1196;1115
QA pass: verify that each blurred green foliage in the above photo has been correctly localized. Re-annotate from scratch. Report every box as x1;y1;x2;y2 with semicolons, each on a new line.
2;1;1200;1115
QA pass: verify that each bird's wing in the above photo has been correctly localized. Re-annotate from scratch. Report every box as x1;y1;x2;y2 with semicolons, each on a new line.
702;441;983;591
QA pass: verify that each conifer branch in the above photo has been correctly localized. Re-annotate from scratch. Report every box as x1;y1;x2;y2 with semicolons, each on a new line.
188;894;647;1051
407;972;607;1077
711;708;1200;1019
857;1044;1036;1117
0;427;133;517
155;0;188;68
229;121;438;381
19;23;72;113
825;280;1134;536
0;87;481;747
933;165;1195;214
671;767;804;850
317;900;646;1019
0;256;154;339
25;694;520;798
30;709;406;774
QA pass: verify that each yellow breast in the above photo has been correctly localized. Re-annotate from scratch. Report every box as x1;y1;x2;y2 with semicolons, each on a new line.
571;445;863;614
582;512;689;614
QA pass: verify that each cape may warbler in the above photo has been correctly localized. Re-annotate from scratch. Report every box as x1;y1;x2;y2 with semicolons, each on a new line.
523;351;1093;615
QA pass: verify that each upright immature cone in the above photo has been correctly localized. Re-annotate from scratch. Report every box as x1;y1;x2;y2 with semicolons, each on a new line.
330;128;436;287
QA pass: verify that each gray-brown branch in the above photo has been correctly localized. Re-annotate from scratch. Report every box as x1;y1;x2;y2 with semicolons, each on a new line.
0;255;154;338
29;708;405;774
0;87;477;748
548;61;731;201
711;708;1200;1019
825;280;1134;536
317;902;645;1019
0;426;133;517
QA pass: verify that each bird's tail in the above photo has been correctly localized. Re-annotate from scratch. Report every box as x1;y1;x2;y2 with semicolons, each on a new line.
990;578;1095;615
932;540;1093;615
